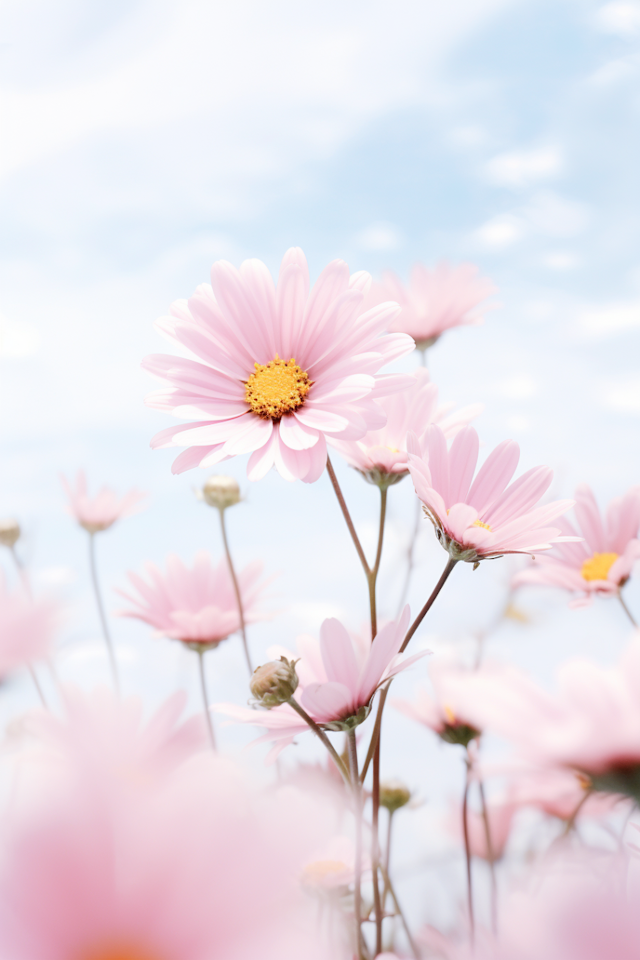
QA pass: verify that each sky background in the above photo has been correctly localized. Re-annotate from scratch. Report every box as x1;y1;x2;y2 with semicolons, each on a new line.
1;0;640;931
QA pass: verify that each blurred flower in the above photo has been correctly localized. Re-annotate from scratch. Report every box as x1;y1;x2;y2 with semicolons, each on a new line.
504;766;624;822
61;470;146;534
407;425;577;563
0;572;56;677
200;473;241;510
0;751;332;960
366;261;496;350
0;518;21;548
217;608;425;752
144;247;414;482
448;799;517;862
301;836;366;897
513;483;640;604
117;552;269;649
329;368;481;488
379;779;412;813
250;657;299;707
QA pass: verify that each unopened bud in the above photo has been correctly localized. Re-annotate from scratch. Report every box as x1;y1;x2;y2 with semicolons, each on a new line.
0;519;21;549
250;657;299;708
201;475;241;510
379;779;412;813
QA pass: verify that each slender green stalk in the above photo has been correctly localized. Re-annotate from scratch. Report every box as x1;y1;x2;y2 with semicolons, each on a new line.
619;592;638;628
382;808;395;908
326;457;370;576
399;556;458;652
88;532;120;695
286;698;351;787
478;777;498;935
462;757;475;945
218;507;253;675
197;650;217;751
347;730;364;960
28;664;47;708
379;862;421;960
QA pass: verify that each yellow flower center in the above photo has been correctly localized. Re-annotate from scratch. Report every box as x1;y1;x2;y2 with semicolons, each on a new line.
244;354;312;420
443;704;457;724
581;552;618;582
473;519;492;531
302;859;349;884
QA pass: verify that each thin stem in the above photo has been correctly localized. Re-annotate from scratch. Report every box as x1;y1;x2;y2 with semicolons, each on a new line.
462;759;475;946
28;664;47;708
562;788;592;837
396;497;422;617
379;862;421;960
382;809;395;908
619;592;638;628
326;457;370;576
361;687;388;783
478;777;498;935
400;556;458;653
88;533;120;695
287;697;351;787
347;730;364;960
197;650;217;751
218;508;252;675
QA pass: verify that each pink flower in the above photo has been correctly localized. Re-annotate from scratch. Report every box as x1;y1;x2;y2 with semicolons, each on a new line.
0;754;332;960
301;836;367;895
407;425;577;563
329;368;481;487
513;483;640;604
366;261;496;349
504;766;624;821
0;572;56;677
217;608;425;754
143;247;414;482
61;470;146;534
448;800;517;861
117;552;269;647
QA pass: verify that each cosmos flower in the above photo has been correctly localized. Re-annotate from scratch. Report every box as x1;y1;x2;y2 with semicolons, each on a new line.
407;425;577;563
0;572;57;678
217;608;425;755
513;483;640;605
329;368;481;488
61;470;146;534
366;261;496;350
448;800;517;862
143;247;414;482
117;552;269;648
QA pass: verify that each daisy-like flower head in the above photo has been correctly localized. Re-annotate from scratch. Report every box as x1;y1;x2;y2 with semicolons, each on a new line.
0;572;57;678
329;368;482;489
216;608;426;757
513;483;640;604
366;261;497;350
117;552;269;650
407;425;578;564
143;247;414;482
61;470;146;534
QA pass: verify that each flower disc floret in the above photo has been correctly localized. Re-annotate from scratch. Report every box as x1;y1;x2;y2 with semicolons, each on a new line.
245;355;312;420
581;552;619;582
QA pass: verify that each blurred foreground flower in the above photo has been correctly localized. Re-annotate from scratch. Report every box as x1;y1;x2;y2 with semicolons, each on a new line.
117;552;269;649
407;425;577;564
330;368;481;488
0;572;56;678
144;247;413;481
367;261;496;351
61;470;146;533
513;483;640;607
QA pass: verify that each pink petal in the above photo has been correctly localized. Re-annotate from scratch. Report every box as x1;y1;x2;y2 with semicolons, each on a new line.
467;439;520;514
319;619;360;692
447;426;479;504
301;681;353;723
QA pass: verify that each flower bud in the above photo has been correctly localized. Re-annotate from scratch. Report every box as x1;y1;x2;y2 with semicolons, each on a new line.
201;475;241;510
250;657;299;708
0;519;21;549
379;779;412;813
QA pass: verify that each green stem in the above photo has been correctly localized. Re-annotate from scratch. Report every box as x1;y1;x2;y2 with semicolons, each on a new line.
478;777;498;935
88;532;120;695
197;650;217;751
326;457;370;577
462;756;475;946
619;592;638;628
286;697;351;787
379;862;421;960
347;730;364;960
400;556;458;653
218;507;253;675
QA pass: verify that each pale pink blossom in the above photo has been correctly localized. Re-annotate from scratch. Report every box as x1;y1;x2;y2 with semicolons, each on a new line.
301;836;367;894
117;552;269;647
0;572;56;677
329;368;481;487
513;483;640;604
407;425;577;563
448;800;517;861
61;470;146;534
504;766;625;821
0;752;332;960
366;261;496;349
144;247;414;482
217;608;425;754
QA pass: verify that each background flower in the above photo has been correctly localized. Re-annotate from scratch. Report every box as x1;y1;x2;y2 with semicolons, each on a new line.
61;471;146;534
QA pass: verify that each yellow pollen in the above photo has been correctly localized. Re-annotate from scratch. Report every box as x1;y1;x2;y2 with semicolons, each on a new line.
581;552;619;582
244;354;311;420
443;704;456;725
473;519;492;531
302;859;349;883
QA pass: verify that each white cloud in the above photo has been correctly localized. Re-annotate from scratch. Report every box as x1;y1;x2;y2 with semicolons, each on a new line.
473;213;527;248
576;300;640;339
523;190;590;238
594;2;640;36
542;250;581;270
0;314;40;358
494;375;538;400
600;379;640;414
485;146;563;189
355;221;403;252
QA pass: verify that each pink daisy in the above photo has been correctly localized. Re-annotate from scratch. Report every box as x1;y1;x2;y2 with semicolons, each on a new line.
448;799;517;862
116;552;269;649
329;368;481;487
0;572;56;677
216;608;426;755
407;425;577;563
513;483;640;605
61;470;146;534
143;247;414;482
366;261;497;350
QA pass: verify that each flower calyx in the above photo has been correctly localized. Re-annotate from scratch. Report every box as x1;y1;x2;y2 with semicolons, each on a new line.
0;518;21;549
200;474;241;511
250;657;299;708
